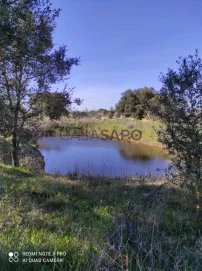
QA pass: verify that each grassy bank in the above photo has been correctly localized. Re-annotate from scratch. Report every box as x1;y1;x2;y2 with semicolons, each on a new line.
0;164;201;270
39;117;163;146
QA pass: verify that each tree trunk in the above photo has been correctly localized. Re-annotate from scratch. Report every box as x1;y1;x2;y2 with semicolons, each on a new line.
11;133;20;167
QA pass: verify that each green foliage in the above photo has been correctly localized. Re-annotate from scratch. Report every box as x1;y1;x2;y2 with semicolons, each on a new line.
116;87;157;119
31;90;79;120
108;107;115;119
151;50;202;198
0;0;79;166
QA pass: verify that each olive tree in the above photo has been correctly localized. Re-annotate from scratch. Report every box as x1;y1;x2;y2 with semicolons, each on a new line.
0;0;79;166
153;51;202;202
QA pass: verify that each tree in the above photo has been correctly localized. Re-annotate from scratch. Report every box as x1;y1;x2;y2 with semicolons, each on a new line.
116;90;139;117
116;87;156;119
0;0;80;166
31;89;82;120
109;107;115;119
151;51;202;201
135;87;156;118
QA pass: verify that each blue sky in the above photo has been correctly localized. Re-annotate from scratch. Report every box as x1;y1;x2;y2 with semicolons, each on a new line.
52;0;202;110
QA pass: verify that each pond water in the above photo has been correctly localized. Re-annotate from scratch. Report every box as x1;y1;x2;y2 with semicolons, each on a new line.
38;137;169;177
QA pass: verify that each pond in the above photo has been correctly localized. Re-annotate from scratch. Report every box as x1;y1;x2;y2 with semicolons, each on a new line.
38;137;169;177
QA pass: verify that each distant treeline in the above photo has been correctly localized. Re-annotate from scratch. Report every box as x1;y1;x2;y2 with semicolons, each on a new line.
71;87;157;120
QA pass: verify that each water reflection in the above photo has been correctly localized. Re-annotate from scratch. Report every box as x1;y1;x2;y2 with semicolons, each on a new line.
38;137;169;177
118;142;168;162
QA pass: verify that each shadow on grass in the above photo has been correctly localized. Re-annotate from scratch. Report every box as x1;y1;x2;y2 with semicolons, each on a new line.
0;170;201;270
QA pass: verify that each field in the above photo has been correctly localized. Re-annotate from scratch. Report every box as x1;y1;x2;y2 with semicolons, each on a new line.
0;164;201;270
39;117;163;146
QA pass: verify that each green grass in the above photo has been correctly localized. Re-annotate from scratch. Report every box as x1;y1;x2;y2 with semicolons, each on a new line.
0;164;201;270
39;117;163;146
90;118;162;145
